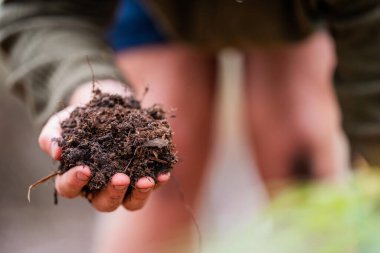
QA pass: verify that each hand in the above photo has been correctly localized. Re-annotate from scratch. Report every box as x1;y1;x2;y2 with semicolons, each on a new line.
38;80;171;212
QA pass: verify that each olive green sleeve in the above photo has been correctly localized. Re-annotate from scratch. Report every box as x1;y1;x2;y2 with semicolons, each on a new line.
320;0;380;164
0;0;128;127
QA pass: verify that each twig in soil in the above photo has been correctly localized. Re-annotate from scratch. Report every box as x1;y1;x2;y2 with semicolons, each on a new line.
124;144;141;174
86;56;98;93
149;157;168;164
27;170;61;203
124;158;134;174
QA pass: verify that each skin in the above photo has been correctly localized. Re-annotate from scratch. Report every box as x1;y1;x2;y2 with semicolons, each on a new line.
92;45;217;253
39;44;217;253
37;31;349;253
91;33;348;253
38;80;171;212
244;31;349;195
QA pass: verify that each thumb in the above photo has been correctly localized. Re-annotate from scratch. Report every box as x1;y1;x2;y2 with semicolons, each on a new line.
38;106;75;160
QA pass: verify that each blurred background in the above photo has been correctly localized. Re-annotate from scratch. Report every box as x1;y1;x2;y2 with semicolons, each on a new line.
0;56;95;252
2;1;380;253
0;50;267;252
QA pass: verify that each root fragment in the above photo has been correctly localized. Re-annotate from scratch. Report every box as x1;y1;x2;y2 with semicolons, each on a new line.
27;171;61;203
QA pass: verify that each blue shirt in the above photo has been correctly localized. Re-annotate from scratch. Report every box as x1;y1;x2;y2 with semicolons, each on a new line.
107;0;167;51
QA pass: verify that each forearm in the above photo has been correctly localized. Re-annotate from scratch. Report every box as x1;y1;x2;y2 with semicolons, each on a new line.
0;0;128;127
323;0;380;163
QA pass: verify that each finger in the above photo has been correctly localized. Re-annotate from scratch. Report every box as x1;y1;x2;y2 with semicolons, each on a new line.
38;106;75;160
55;165;91;198
91;173;130;212
154;172;171;189
123;177;155;211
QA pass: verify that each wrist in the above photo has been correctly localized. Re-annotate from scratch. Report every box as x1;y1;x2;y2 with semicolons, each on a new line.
69;79;133;106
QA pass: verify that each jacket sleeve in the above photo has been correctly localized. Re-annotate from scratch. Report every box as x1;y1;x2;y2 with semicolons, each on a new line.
0;0;127;127
319;0;380;163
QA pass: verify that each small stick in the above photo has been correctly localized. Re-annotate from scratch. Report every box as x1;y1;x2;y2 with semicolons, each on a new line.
86;56;98;93
149;157;168;164
27;171;61;203
54;189;58;205
124;158;134;173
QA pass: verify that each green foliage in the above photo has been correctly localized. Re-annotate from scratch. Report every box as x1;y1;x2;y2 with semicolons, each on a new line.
207;170;380;253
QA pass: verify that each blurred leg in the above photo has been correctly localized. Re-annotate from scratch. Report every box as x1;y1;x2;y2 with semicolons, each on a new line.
93;44;216;253
244;31;349;195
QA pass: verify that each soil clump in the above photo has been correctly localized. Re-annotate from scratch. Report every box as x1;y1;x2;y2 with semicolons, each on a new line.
57;90;177;196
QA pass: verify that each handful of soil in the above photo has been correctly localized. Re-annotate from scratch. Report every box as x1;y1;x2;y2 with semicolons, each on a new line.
57;90;177;196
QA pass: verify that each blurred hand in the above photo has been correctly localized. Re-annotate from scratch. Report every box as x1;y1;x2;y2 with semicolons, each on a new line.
38;79;171;212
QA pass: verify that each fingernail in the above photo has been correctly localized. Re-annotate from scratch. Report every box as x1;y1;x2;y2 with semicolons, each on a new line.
76;171;89;181
138;187;152;193
158;173;171;181
113;185;127;191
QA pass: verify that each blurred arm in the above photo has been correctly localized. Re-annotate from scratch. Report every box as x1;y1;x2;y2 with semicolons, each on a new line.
320;0;380;164
0;0;129;127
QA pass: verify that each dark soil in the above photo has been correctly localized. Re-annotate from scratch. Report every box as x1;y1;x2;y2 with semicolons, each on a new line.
57;90;177;196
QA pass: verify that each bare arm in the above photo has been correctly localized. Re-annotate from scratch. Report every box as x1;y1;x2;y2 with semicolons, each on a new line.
0;1;170;211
